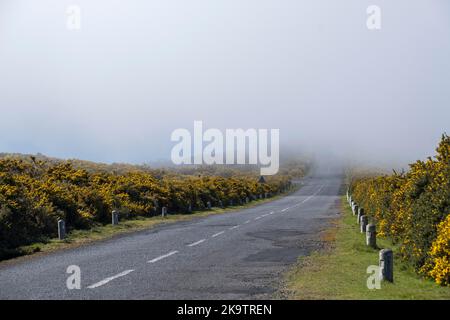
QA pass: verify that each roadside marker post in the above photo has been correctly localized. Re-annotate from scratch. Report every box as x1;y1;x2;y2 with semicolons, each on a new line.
357;207;364;223
367;224;377;248
58;219;66;240
379;249;394;282
356;206;362;224
112;210;119;225
360;215;368;233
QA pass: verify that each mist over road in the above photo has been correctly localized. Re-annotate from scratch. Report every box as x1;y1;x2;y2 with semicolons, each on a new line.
0;165;343;299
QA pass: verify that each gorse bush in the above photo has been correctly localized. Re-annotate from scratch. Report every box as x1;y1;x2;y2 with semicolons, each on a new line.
350;134;450;285
426;215;450;285
0;158;295;259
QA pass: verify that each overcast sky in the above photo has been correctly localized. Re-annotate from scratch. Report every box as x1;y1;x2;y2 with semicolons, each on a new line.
0;0;449;167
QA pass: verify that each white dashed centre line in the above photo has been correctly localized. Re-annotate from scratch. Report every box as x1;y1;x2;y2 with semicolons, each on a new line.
212;231;225;238
87;269;134;289
229;225;240;230
254;216;262;220
188;239;206;247
299;185;324;204
244;220;251;224
148;250;179;263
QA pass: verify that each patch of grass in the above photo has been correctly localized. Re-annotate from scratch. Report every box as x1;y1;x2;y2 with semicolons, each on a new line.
281;196;450;300
1;189;295;264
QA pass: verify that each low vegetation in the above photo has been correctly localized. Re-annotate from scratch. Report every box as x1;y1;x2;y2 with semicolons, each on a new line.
282;197;450;299
349;134;450;285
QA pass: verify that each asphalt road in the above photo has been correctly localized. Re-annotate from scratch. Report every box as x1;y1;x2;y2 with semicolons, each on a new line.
0;166;343;299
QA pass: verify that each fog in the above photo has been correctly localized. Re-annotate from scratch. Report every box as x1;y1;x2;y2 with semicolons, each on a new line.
0;0;449;168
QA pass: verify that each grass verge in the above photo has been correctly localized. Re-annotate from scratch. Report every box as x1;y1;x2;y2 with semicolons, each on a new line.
281;196;450;299
1;189;295;265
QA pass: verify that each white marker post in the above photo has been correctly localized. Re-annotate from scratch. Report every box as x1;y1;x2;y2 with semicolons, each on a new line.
366;224;377;248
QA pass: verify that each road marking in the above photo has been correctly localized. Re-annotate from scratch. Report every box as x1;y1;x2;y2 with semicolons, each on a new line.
299;185;324;204
147;250;178;263
87;269;134;289
244;220;251;224
314;185;324;195
268;211;274;215
229;225;240;230
212;231;225;238
281;208;288;212
261;213;269;217
254;216;262;220
188;239;206;247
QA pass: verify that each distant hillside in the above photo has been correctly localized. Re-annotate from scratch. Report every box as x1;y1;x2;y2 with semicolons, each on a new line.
0;152;310;178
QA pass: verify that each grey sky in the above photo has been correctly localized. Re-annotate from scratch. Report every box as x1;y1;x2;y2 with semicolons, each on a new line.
0;0;449;166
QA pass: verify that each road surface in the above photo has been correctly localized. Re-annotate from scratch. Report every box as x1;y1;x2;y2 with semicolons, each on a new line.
0;166;343;299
